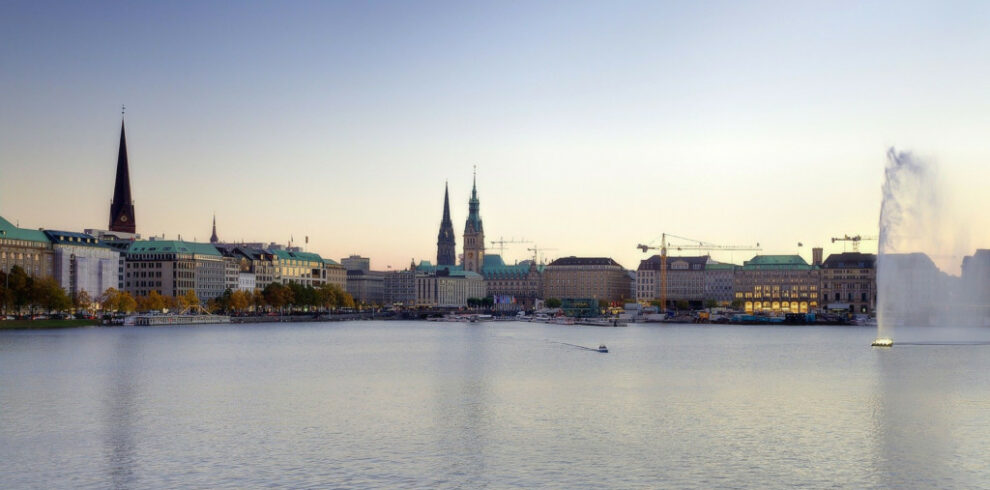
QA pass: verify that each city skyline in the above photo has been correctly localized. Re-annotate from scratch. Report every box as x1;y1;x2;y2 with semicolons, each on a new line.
3;2;990;271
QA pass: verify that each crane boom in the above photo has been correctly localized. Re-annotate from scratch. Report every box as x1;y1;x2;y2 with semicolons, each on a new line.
637;233;761;313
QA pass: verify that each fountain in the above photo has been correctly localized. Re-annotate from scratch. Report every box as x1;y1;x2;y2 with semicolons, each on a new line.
875;148;988;346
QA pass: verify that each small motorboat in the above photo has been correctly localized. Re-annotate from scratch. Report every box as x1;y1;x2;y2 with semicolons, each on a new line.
597;344;608;353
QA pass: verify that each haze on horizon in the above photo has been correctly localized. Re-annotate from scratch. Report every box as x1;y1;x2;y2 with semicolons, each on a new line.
2;1;989;272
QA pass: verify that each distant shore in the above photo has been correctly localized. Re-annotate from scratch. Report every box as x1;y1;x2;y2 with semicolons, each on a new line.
0;319;101;330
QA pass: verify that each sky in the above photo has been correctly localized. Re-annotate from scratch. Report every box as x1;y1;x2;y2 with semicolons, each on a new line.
2;1;990;271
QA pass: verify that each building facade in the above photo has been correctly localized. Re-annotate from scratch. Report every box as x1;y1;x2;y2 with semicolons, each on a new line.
481;254;543;309
346;270;385;305
384;269;417;306
341;255;371;273
0;216;55;280
415;269;487;307
44;230;119;301
124;240;225;302
733;255;820;314
543;257;632;303
635;255;709;306
820;252;876;314
704;262;736;305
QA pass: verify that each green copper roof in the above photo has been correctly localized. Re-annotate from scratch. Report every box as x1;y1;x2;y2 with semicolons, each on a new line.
705;262;738;271
127;240;221;256
0;216;52;243
741;255;815;270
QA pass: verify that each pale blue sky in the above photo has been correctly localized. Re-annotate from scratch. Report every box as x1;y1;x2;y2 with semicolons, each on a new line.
2;1;989;270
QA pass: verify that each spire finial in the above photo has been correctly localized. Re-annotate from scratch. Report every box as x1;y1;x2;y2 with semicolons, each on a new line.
121;104;126;117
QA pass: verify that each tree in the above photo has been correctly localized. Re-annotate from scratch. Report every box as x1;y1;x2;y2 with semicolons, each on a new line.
252;288;266;311
703;298;719;309
545;298;562;308
164;294;179;312
675;300;690;311
230;289;250;312
8;266;32;314
142;290;166;312
100;288;121;313
118;291;137;313
31;277;71;313
730;299;744;310
180;290;200;310
263;283;292;311
74;290;93;313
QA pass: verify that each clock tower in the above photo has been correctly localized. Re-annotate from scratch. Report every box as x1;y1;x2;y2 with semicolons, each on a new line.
462;168;485;274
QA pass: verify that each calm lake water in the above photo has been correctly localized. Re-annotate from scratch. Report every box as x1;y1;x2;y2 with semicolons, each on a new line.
2;321;990;488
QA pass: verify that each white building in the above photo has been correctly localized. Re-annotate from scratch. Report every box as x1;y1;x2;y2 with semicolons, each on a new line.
45;230;119;302
238;272;257;292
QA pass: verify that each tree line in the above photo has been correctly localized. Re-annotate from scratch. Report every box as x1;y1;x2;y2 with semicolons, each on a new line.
1;265;356;316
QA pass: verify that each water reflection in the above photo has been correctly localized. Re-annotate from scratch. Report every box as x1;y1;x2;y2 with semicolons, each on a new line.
104;332;138;489
873;345;979;487
433;325;490;485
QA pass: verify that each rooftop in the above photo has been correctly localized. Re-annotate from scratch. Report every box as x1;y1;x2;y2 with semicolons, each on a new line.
127;240;221;257
0;216;51;244
548;256;623;268
741;255;816;270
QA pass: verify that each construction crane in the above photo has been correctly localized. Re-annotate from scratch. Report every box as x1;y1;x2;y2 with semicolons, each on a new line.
637;233;761;312
526;245;558;265
489;237;532;256
830;234;877;252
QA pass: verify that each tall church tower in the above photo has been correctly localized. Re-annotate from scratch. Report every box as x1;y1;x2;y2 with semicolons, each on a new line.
436;182;456;266
108;119;136;234
462;168;485;273
210;214;219;244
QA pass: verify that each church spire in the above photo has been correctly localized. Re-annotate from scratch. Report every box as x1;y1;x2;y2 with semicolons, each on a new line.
210;214;219;243
108;115;136;234
462;167;485;274
437;181;456;266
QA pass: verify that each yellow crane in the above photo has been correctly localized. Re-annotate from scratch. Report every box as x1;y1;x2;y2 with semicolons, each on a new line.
830;234;877;253
637;233;761;312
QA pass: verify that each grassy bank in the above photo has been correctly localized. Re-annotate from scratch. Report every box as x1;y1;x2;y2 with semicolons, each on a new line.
0;319;101;329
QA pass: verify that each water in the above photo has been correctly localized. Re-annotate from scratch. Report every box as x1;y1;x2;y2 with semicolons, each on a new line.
3;321;990;488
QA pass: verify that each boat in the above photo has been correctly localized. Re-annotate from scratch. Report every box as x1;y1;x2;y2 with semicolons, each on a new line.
597;344;608;353
872;338;894;347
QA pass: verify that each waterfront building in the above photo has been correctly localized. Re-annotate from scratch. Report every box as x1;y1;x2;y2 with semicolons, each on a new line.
480;254;543;309
123;240;225;302
323;259;347;290
462;172;485;274
108;120;136;234
733;255;820;314
238;271;256;292
85;229;141;289
704;262;737;305
820;252;876;314
877;252;951;326
0;215;54;280
346;270;385;305
635;255;709;307
341;255;370;272
962;249;990;325
543;256;632;303
384;269;417;306
437;183;456;267
44;230;119;301
415;268;487;308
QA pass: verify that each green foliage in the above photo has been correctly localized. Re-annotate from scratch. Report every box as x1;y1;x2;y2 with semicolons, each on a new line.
703;299;719;309
544;298;562;308
730;299;744;310
675;300;691;311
